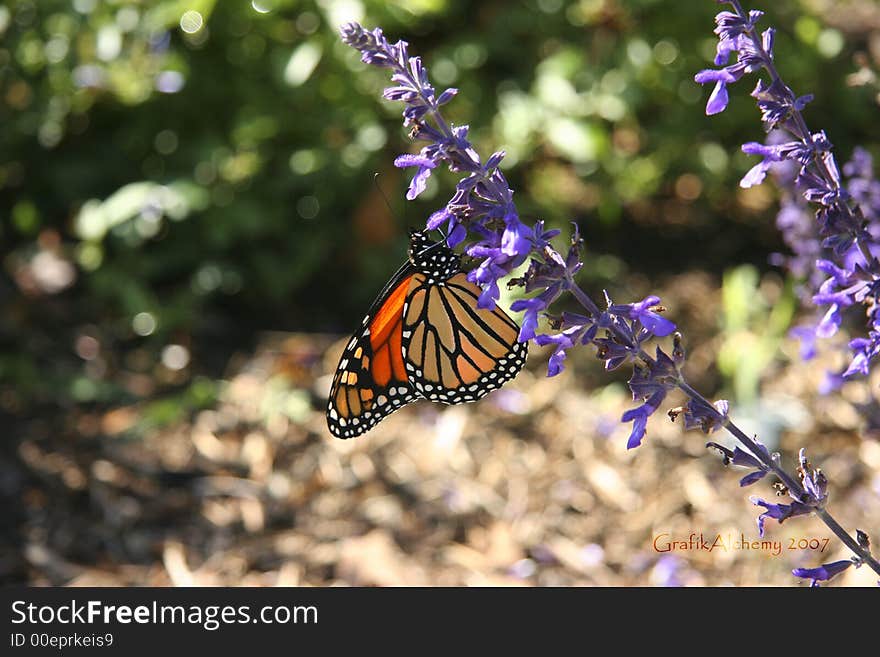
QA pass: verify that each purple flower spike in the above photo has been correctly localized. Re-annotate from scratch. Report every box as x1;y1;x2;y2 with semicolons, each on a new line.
693;9;769;115
698;3;880;389
342;21;524;302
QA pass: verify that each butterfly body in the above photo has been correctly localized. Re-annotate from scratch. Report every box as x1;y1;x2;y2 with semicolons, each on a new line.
327;230;527;439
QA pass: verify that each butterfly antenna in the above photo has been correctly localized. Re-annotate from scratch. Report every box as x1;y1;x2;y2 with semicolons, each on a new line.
373;173;448;249
373;173;399;220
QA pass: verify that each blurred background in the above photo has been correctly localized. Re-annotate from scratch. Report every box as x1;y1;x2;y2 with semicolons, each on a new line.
3;0;880;586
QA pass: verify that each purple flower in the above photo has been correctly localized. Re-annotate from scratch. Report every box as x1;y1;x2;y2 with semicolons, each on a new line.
845;148;880;222
730;440;770;468
627;347;678;398
467;257;504;308
395;154;437;200
844;333;880;378
694;68;736;115
772;199;822;292
740;138;824;189
798;152;848;207
819;370;846;395
713;9;765;48
682;398;730;433
464;212;534;309
510;227;585;340
798;448;828;504
608;296;676;337
747;450;827;536
814;303;842;340
792;559;854;587
740;142;781;187
617;348;679;449
738;469;769;487
750;78;813;131
751;497;813;537
528;220;562;250
706;437;771;486
501;215;532;261
694;9;773;115
464;214;533;309
344;22;529;305
788;324;818;360
534;327;580;377
426;208;467;247
340;23;400;67
810;259;880;361
622;391;666;449
345;22;604;346
699;5;880;389
511;296;546;343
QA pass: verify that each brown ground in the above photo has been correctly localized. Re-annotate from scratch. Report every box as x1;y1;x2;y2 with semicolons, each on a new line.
5;273;880;587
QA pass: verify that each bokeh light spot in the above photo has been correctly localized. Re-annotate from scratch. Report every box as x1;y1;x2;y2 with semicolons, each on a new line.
296;195;320;219
162;344;190;370
251;0;272;14
132;312;157;336
653;40;678;66
675;174;703;202
180;10;204;35
154;129;178;155
156;70;185;94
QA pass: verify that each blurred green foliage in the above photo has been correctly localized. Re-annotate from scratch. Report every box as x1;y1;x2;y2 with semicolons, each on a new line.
1;0;878;415
718;265;795;404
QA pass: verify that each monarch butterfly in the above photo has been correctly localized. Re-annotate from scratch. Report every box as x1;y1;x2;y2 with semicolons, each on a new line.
327;229;528;438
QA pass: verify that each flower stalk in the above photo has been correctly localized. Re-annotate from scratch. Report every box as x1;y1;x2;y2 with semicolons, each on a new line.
342;18;880;584
696;0;880;390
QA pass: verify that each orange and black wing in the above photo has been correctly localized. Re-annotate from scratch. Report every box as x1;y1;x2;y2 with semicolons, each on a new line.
401;272;527;403
327;266;419;438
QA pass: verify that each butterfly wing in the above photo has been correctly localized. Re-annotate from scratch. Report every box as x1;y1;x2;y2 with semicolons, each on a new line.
327;266;419;439
401;272;527;403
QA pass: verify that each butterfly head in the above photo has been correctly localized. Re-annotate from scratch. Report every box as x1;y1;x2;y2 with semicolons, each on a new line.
408;229;461;282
